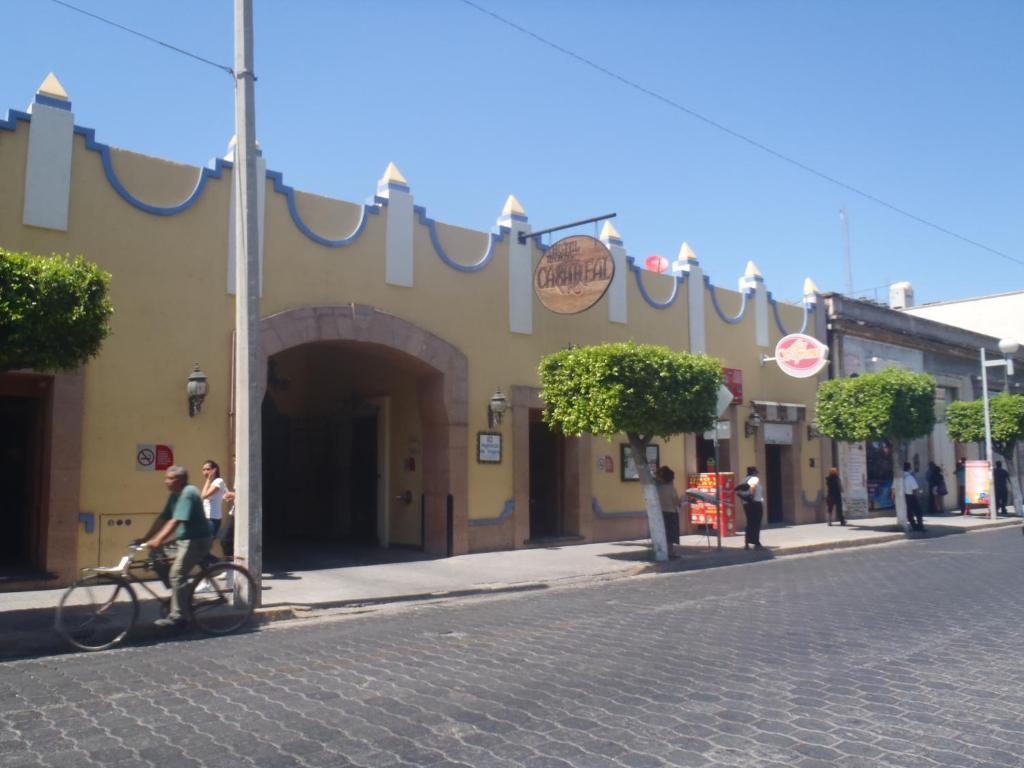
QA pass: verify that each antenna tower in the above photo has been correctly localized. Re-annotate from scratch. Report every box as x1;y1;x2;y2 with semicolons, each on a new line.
839;206;853;295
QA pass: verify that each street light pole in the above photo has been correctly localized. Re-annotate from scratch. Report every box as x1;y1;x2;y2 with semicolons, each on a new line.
980;339;1020;522
981;346;996;521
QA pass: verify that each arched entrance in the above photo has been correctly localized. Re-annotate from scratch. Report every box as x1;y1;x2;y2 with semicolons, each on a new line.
255;305;468;565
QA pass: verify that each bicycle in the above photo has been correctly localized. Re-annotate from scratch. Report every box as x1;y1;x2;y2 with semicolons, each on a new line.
55;544;256;652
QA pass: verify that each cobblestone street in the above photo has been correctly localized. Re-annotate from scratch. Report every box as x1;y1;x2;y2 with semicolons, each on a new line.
2;528;1023;768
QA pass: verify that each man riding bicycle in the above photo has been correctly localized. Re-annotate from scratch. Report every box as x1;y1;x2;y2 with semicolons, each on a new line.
138;465;213;629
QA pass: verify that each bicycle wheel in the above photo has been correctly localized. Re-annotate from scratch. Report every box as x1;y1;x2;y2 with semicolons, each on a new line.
187;563;256;635
56;575;138;651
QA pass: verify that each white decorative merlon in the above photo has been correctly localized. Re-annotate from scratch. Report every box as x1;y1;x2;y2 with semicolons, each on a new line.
740;260;769;347
676;242;705;353
226;136;266;296
377;162;414;288
803;277;819;305
500;195;532;334
23;74;73;231
600;220;627;324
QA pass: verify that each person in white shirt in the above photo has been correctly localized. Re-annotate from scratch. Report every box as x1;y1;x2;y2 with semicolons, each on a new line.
200;459;227;537
903;462;925;532
741;466;764;550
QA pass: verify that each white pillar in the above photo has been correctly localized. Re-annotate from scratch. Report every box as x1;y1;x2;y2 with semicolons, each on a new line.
601;221;627;324
23;74;73;231
674;242;704;353
378;162;414;288
740;260;768;347
500;195;532;334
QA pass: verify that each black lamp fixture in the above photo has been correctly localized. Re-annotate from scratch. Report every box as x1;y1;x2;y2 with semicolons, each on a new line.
807;421;822;440
488;388;509;429
187;362;208;417
744;409;764;438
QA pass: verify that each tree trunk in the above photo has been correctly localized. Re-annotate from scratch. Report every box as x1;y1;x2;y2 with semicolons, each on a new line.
629;434;668;562
1001;454;1023;517
891;453;910;532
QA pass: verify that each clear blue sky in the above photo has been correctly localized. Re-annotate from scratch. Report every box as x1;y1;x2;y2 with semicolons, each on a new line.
3;1;1021;305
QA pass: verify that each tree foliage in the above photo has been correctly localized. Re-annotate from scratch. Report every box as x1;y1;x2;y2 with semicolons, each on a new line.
815;367;936;444
539;342;722;562
0;248;113;372
538;342;722;441
947;394;1024;457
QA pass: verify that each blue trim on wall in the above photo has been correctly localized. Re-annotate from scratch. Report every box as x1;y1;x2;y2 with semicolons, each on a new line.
73;125;231;216
0;108;31;132
706;277;751;324
768;293;811;336
628;256;683;309
415;205;505;272
78;512;95;534
591;497;646;519
468;499;515;526
34;94;71;110
266;169;380;246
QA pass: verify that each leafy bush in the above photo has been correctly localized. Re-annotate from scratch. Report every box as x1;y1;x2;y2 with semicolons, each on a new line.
0;248;113;372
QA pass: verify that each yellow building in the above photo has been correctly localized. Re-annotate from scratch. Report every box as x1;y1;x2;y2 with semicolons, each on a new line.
0;76;829;589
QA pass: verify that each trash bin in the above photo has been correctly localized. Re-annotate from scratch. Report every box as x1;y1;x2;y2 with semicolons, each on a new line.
662;510;680;556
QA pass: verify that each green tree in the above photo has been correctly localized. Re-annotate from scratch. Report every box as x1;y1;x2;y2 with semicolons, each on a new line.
539;342;722;561
947;393;1024;507
816;367;936;531
0;248;113;372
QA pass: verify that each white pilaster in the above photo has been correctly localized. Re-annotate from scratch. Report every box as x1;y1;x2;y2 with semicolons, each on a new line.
675;242;704;353
378;162;414;287
740;260;768;347
226;137;266;295
600;221;627;324
500;195;532;335
23;74;73;231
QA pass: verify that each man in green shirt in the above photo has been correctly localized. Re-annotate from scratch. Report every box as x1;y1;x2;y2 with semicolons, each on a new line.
141;465;213;628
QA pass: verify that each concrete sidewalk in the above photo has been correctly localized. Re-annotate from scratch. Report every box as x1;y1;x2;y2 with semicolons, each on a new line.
1;511;1018;660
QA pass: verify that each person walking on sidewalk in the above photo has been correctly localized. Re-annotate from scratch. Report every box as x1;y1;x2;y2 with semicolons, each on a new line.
740;466;764;550
994;460;1010;516
902;462;925;532
925;461;942;514
825;467;846;526
140;465;213;628
955;458;966;515
656;466;681;558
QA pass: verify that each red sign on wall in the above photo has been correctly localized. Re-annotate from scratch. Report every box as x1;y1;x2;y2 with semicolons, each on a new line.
136;443;175;471
722;368;743;405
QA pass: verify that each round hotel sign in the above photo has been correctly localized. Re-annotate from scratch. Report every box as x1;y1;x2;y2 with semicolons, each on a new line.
534;235;615;314
774;333;829;378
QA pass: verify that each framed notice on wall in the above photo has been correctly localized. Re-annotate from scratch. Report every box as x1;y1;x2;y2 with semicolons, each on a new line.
477;432;502;464
621;443;659;481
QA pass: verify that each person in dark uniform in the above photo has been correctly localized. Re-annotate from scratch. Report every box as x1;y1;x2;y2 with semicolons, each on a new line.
903;462;925;532
740;466;764;550
994;460;1010;516
825;467;846;526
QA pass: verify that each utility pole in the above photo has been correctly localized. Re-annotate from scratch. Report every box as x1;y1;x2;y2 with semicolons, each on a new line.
233;0;262;603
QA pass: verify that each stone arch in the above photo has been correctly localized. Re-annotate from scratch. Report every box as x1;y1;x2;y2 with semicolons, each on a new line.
257;304;468;556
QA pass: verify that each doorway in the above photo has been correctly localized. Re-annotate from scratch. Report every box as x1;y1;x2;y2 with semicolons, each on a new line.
0;395;43;577
765;444;785;524
529;410;564;540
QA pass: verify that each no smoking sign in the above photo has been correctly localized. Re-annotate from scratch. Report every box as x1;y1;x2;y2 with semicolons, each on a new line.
136;443;174;471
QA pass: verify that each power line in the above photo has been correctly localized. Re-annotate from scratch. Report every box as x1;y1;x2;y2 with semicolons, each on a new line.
48;0;234;77
457;0;1022;269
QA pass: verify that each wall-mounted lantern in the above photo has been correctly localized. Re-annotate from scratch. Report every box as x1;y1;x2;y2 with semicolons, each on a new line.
187;362;208;417
488;388;509;429
744;409;764;438
807;421;822;440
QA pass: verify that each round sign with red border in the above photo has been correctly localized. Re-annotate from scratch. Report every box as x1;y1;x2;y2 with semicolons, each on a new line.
774;333;829;378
